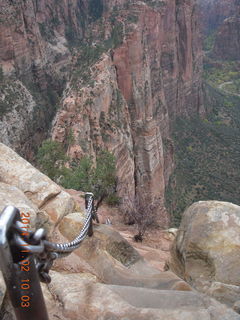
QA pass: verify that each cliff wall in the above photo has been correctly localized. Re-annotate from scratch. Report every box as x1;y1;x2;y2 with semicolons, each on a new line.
212;2;240;60
0;0;203;224
52;0;204;223
0;0;89;156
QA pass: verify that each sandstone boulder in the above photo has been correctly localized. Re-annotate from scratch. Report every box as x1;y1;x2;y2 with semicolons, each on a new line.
170;201;240;306
0;182;37;227
41;190;75;225
0;143;75;224
58;211;85;238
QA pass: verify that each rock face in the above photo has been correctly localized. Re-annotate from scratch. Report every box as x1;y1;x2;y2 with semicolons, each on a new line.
52;0;204;219
0;0;88;156
213;14;240;60
198;0;240;60
170;201;240;308
0;0;204;222
0;143;76;224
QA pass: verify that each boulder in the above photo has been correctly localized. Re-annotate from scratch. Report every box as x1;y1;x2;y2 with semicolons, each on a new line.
0;143;75;225
46;271;240;320
170;201;240;306
58;211;86;238
41;190;75;225
205;282;240;307
0;182;37;227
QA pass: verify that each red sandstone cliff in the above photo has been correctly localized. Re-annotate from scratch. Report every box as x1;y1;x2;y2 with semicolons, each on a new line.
0;0;204;225
0;0;89;155
51;0;204;224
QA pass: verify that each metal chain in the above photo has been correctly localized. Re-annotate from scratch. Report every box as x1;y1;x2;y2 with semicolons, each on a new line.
12;193;96;283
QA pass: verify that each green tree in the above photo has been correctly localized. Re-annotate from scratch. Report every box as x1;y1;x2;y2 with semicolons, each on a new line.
37;140;68;181
62;150;118;207
62;156;94;191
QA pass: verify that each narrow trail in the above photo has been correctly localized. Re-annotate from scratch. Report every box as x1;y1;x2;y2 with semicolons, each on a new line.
218;81;240;97
66;189;174;272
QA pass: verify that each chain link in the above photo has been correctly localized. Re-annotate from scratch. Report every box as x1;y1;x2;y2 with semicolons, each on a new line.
12;193;96;283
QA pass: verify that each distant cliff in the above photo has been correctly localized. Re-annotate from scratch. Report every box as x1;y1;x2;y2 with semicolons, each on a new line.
198;0;235;35
212;2;240;60
198;0;240;60
0;0;204;224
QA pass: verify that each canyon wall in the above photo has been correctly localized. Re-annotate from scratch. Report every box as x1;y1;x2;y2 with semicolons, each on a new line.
0;0;89;156
52;0;204;223
212;2;240;60
198;0;239;60
198;0;235;35
0;0;204;224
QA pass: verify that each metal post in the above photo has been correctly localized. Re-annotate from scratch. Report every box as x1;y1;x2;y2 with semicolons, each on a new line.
85;193;94;236
0;206;49;320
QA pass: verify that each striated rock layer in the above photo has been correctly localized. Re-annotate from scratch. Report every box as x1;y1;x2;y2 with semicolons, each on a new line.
52;0;204;223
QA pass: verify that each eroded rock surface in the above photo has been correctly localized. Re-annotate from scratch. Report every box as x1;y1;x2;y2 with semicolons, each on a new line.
46;270;240;320
0;143;75;224
170;201;240;308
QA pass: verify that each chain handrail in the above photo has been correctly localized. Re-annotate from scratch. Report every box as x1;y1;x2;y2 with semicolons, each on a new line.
11;192;97;283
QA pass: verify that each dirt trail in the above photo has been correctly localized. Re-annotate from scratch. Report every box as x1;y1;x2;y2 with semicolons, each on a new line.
66;189;174;272
218;81;240;97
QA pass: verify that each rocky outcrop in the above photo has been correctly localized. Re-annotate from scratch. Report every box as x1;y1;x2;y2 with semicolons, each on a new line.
52;0;204;220
198;0;240;60
198;0;236;35
170;201;240;309
213;14;240;60
0;143;75;224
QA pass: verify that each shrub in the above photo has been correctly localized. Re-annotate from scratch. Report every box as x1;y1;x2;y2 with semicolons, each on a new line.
61;150;118;208
123;193;160;241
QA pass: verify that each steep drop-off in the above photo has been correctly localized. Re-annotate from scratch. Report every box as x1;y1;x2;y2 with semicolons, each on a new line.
0;0;203;224
51;0;204;223
166;0;240;225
